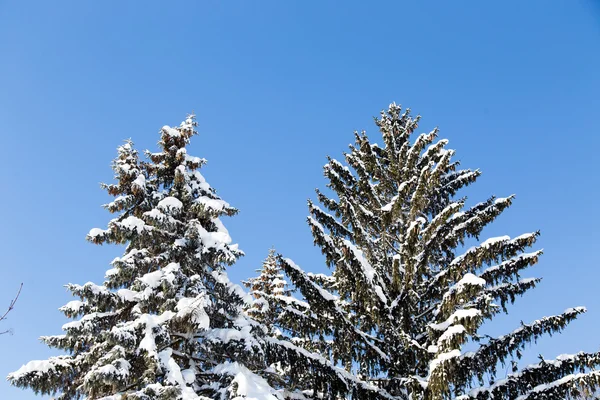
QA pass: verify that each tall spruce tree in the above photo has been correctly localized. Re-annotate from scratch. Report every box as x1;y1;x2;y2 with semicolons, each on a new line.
279;103;600;400
7;117;323;400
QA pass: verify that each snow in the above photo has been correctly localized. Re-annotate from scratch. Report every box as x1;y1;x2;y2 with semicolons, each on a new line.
480;235;510;248
427;344;439;354
457;273;485;287
8;356;72;380
519;277;539;285
381;195;398;212
565;306;586;314
158;348;185;386
137;312;176;358
138;263;179;291
96;364;118;375
62;311;115;331
514;371;600;400
307;216;336;249
59;300;85;313
267;336;395;399
117;288;137;302
196;196;229;212
162;126;181;137
176;295;210;329
380;179;414;212
205;325;260;352
429;349;461;373
144;208;166;221
212;362;280;400
450;211;465;221
284;258;338;302
89;358;131;382
158;196;183;210
181;368;196;384
407;217;427;234
191;170;211;192
119;216;148;233
156;348;201;400
88;228;106;237
174;238;188;247
429;308;481;331
436;324;466;346
481;250;543;278
212;217;231;235
494;195;514;205
212;271;254;305
272;278;286;286
132;174;146;191
139;270;163;289
276;295;310;310
71;281;110;296
442;273;486;302
341;240;388;304
423;139;449;159
556;353;579;361
465;352;586;398
443;235;513;275
111;248;147;265
186;154;205;166
513;232;536;241
195;219;233;252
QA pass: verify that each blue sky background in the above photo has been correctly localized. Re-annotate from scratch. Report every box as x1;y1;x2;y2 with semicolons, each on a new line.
0;1;599;398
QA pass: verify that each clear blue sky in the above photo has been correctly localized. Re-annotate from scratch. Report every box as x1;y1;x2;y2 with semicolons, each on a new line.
1;1;599;398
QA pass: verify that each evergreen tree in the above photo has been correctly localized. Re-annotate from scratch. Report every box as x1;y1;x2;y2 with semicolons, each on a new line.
243;248;321;344
279;103;600;400
243;249;292;335
8;117;287;399
243;249;338;398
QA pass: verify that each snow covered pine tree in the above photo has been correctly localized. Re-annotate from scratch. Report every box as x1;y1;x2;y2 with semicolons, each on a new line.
243;249;336;397
279;103;600;400
7;117;320;399
243;249;292;335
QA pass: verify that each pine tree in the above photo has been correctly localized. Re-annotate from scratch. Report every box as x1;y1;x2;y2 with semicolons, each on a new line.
242;249;338;398
243;248;321;344
279;103;600;400
7;117;288;399
243;249;292;335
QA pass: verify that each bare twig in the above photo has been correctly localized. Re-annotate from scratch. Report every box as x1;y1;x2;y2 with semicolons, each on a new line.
0;283;23;335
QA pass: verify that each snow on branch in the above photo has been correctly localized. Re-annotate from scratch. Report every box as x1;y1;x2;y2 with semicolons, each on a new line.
463;351;600;399
458;307;587;383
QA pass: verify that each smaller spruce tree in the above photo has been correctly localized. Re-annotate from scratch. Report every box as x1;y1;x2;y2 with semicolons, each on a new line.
243;249;292;336
243;249;337;399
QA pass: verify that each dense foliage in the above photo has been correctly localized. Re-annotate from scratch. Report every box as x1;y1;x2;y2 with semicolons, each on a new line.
9;106;599;400
7;118;329;400
276;104;600;399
